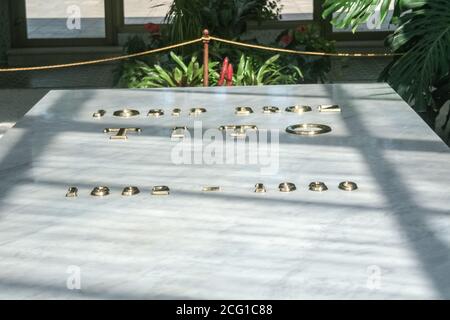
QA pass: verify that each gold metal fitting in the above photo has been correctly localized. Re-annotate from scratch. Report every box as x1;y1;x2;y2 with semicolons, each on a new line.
219;125;258;137
339;181;358;191
104;127;141;140
279;182;296;192
171;126;188;139
286;105;312;113
93;110;106;118
202;186;221;192
190;108;207;116
286;124;331;136
172;108;182;116
113;108;140;118
152;186;170;195
318;105;341;113
309;182;328;192
122;186;140;196
262;106;280;114
65;187;78;198
91;186;110;197
148;109;165;117
235;107;254;115
254;183;267;193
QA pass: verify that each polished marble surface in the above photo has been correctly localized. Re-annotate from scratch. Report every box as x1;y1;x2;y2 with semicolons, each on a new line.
0;84;449;299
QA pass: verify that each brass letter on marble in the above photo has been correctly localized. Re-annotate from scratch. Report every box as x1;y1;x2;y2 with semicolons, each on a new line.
104;128;141;140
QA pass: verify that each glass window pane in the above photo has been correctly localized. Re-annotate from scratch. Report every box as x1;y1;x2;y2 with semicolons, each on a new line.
25;0;106;39
280;0;313;21
124;0;170;25
332;2;396;32
124;1;314;25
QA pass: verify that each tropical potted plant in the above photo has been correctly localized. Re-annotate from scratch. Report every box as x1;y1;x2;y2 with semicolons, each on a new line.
323;0;450;141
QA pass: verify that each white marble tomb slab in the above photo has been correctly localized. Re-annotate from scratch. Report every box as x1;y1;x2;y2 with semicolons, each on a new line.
0;84;449;299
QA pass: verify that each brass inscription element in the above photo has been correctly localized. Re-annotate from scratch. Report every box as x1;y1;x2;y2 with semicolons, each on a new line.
286;124;331;136
171;126;188;139
104;128;141;140
148;109;165;117
254;183;267;193
309;182;328;192
189;108;207;116
65;187;78;198
122;186;140;196
91;186;110;197
318;105;341;113
152;186;170;195
339;181;358;191
202;186;221;192
219;125;258;137
235;107;254;115
172;108;182;116
286;105;312;113
93;110;106;118
113;108;140;118
279;182;296;192
262;106;280;114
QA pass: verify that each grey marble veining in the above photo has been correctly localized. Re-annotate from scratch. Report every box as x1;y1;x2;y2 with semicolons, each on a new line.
0;84;449;299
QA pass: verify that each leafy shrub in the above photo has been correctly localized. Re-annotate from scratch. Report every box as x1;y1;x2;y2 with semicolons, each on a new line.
276;23;336;83
119;52;219;88
119;52;302;88
234;54;303;86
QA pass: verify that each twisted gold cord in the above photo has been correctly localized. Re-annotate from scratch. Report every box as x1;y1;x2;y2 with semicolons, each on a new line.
0;38;203;72
0;35;402;72
208;35;402;57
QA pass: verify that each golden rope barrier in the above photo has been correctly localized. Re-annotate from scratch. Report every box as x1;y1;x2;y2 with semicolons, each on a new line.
0;34;402;73
0;38;203;72
208;35;403;57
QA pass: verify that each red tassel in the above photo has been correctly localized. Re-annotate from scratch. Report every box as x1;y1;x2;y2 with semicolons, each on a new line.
226;63;234;86
218;57;229;86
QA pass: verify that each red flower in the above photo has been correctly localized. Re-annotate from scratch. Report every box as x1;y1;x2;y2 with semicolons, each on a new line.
218;57;229;86
280;34;293;47
144;23;160;35
296;25;307;33
226;63;233;86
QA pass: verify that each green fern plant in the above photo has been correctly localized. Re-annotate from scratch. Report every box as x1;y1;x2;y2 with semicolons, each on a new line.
323;0;450;113
234;54;303;86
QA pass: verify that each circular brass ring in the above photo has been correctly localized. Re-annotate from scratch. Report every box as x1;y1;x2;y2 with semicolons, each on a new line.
113;108;140;118
122;186;140;196
339;181;358;191
286;124;332;136
279;182;296;192
91;186;110;197
262;106;280;114
286;105;312;113
309;182;328;192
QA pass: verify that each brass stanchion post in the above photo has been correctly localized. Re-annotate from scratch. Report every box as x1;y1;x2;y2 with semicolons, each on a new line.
203;29;210;87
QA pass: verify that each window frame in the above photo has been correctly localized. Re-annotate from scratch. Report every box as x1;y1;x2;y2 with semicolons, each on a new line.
9;0;117;48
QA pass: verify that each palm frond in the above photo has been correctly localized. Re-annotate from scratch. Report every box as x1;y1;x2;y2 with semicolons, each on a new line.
385;1;450;110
